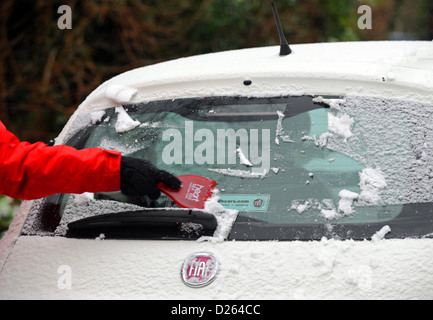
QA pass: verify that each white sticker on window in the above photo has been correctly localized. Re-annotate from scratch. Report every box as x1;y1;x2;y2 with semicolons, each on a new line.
218;194;270;212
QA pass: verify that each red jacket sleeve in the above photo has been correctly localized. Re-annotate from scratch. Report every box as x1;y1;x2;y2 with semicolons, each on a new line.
0;121;121;200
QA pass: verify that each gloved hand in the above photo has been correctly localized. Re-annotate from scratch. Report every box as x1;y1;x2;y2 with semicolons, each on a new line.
120;156;181;200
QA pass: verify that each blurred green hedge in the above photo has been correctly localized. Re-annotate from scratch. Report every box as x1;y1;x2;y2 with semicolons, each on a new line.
0;196;20;239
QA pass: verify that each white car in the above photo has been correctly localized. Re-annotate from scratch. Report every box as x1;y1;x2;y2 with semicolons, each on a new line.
1;40;433;300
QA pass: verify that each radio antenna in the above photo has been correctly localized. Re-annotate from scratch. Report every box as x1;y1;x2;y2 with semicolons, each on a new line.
271;0;292;56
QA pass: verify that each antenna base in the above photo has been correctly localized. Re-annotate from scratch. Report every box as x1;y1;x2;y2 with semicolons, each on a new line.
280;44;292;56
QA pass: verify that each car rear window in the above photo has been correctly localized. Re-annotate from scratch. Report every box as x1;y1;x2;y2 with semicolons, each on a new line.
22;95;433;240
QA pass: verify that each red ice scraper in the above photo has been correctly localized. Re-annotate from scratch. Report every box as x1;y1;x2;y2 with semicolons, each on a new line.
157;175;217;209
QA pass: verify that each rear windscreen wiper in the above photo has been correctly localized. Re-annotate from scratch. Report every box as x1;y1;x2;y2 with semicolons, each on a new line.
66;209;217;240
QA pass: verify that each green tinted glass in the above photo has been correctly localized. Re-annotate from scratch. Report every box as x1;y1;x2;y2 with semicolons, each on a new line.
84;96;411;226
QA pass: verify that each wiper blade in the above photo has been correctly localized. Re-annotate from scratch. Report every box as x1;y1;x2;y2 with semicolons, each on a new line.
66;209;217;240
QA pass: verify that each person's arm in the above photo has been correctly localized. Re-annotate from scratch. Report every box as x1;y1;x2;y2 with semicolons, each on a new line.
0;121;121;200
0;121;180;201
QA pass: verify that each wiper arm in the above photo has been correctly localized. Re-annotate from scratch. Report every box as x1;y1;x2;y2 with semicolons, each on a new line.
66;209;217;240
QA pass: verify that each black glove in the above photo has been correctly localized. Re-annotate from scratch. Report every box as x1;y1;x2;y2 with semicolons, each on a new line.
120;156;181;200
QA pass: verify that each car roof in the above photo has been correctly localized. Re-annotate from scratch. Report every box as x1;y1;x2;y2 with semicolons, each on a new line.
57;41;433;143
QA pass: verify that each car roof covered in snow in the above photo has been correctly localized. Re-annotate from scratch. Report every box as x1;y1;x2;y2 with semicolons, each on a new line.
77;41;433;113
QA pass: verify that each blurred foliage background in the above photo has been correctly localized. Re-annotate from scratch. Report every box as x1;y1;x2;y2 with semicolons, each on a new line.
0;0;432;237
0;196;20;238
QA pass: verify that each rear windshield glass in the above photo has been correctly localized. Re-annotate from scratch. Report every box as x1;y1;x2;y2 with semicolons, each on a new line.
22;95;433;240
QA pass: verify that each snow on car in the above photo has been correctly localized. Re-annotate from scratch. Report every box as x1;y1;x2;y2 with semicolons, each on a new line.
1;40;433;299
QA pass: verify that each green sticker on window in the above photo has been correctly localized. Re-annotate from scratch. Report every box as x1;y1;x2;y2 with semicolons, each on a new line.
218;194;270;212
